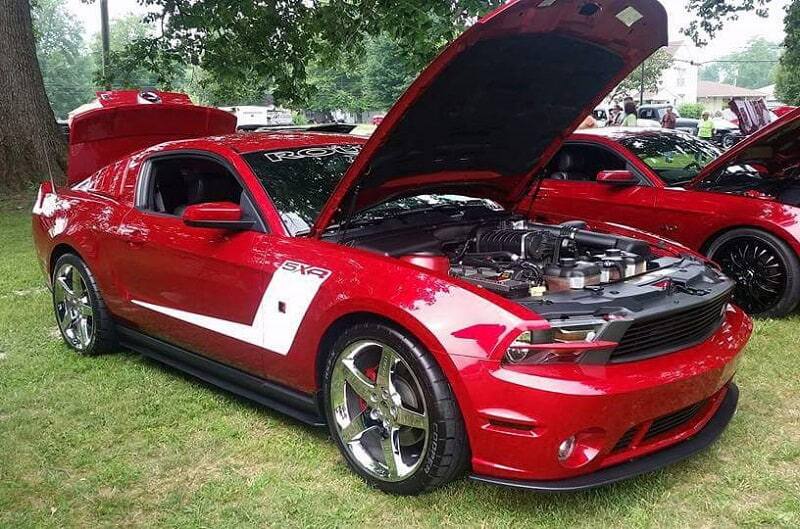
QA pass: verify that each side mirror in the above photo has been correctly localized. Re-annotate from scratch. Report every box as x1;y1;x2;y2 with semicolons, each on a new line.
182;201;254;230
597;170;638;185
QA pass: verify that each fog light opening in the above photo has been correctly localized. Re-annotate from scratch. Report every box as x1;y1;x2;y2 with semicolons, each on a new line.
557;428;607;468
558;436;576;462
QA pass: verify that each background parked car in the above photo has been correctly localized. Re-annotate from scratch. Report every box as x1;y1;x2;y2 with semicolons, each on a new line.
532;111;800;317
638;104;698;132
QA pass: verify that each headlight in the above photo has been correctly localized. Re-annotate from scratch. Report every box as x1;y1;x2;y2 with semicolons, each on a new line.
504;319;616;365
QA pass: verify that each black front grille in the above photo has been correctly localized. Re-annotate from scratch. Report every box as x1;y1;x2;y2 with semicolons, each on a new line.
611;399;708;453
612;427;636;452
643;400;705;442
612;293;730;361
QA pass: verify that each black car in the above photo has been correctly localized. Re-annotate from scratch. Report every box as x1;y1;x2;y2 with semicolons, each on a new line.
638;105;744;149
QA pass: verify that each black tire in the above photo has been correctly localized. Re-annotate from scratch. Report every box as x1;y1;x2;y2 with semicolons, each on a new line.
322;322;469;494
722;134;736;149
51;253;117;355
706;228;800;317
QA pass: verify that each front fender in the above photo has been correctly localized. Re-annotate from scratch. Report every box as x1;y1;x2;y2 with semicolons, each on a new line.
280;238;548;393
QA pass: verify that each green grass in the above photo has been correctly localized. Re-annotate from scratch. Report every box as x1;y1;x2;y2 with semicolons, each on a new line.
1;203;798;528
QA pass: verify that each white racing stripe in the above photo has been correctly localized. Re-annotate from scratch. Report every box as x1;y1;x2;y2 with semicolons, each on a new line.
132;260;331;355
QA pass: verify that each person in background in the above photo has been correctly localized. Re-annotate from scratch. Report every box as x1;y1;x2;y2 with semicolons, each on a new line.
661;105;677;129
621;101;638;127
578;114;597;129
698;111;715;140
609;104;623;126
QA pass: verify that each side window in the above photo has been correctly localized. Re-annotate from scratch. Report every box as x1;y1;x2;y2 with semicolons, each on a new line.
141;156;244;216
546;145;628;182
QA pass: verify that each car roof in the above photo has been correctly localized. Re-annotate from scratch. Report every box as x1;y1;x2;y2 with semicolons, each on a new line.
570;127;680;142
160;131;366;155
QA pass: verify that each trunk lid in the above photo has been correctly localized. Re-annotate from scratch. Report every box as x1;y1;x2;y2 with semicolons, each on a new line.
313;0;668;233
66;90;236;185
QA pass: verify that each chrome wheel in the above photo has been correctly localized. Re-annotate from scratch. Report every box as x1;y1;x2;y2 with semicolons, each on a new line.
712;237;787;314
53;263;94;350
329;340;429;482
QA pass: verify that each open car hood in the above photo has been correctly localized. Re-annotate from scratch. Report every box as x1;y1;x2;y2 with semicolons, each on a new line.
690;107;800;186
313;0;667;233
67;90;236;185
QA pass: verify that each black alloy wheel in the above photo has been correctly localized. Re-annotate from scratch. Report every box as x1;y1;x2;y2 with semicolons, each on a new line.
707;229;800;317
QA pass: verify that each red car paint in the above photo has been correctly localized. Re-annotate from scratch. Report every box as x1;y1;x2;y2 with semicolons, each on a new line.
32;0;752;488
531;112;800;265
67;90;236;184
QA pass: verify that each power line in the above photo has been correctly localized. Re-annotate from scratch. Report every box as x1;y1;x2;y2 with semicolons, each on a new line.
673;58;779;66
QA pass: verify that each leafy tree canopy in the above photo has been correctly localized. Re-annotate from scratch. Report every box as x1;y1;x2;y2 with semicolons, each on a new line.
101;0;502;105
776;0;800;103
700;37;781;89
305;34;417;115
686;0;800;104
611;49;673;101
92;13;185;90
683;0;773;47
32;0;94;118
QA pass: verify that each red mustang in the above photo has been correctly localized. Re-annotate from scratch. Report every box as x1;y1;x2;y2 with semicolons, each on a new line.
32;0;751;494
533;112;800;317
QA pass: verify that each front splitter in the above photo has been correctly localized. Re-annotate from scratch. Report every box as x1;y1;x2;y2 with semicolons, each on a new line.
470;383;739;492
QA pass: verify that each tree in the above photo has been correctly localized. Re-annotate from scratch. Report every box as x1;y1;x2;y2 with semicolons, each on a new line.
700;37;781;89
306;58;367;120
0;0;66;191
114;1;503;105
33;0;94;119
91;14;182;89
362;35;417;110
683;0;774;47
185;68;271;107
678;102;705;119
610;49;673;101
686;0;800;104
304;33;417;118
777;1;800;103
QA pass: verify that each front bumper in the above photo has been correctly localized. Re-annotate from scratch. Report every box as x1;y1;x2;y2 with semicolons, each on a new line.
470;383;738;491
453;304;751;484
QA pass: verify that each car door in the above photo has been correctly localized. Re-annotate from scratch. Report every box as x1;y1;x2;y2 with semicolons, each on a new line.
113;151;276;376
531;142;661;233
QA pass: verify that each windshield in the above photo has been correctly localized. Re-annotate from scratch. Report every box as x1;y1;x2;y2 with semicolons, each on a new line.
353;194;503;223
243;144;362;235
620;133;721;186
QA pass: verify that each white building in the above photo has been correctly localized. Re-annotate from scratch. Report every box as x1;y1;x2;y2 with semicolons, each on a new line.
218;105;293;129
644;41;699;106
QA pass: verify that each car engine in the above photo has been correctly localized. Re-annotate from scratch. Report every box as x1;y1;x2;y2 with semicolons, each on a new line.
445;220;652;299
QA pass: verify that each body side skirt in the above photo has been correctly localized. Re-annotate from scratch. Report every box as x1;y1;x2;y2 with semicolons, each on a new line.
117;326;325;427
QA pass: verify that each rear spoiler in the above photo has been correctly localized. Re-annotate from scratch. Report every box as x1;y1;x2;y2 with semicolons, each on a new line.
67;90;237;185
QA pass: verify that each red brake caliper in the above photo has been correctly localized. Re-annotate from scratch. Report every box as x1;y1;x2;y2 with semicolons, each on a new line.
359;366;379;412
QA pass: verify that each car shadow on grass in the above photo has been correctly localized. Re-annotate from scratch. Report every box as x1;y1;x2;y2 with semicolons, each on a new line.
120;348;330;442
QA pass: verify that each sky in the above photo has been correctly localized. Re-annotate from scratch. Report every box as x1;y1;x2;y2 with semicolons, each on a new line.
66;0;791;63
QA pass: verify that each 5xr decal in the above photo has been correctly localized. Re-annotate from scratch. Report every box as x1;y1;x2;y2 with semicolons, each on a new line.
281;260;332;280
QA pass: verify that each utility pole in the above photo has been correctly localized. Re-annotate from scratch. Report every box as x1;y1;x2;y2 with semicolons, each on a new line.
639;62;645;105
100;0;111;90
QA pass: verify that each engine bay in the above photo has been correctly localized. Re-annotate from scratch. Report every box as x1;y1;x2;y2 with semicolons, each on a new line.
327;209;730;319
